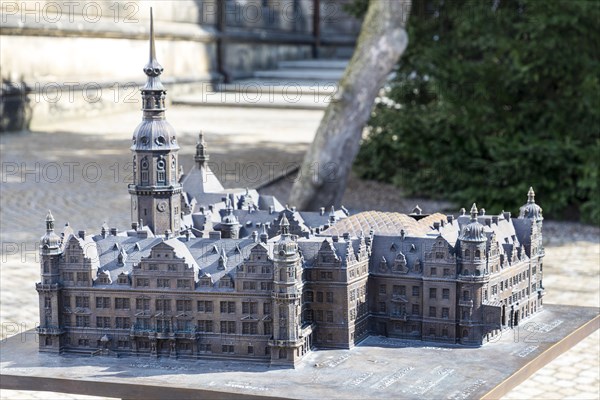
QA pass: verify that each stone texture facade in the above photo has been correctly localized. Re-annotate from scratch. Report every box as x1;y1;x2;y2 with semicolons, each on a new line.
36;12;545;367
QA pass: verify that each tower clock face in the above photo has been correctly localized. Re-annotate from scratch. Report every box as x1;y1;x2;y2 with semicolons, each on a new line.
157;201;167;212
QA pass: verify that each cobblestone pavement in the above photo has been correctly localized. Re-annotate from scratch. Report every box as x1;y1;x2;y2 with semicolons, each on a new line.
1;108;598;399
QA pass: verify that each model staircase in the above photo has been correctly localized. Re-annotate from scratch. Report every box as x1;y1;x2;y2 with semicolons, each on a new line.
172;59;348;111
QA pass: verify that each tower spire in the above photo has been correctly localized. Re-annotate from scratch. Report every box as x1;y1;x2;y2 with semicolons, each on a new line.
141;7;165;114
129;9;182;237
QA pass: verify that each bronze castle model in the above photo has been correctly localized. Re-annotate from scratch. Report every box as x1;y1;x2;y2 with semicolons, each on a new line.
36;11;545;367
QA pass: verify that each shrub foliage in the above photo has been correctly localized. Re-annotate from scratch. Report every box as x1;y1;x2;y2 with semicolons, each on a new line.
351;0;599;224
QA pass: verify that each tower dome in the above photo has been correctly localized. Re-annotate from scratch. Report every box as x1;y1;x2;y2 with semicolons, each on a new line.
459;203;486;242
41;210;61;252
519;187;543;220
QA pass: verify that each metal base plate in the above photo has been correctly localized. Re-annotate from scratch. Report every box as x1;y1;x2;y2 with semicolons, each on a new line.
1;304;598;400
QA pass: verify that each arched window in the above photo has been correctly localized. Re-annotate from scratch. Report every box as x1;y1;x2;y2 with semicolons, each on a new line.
464;249;470;258
156;158;166;184
475;250;481;259
280;269;286;281
463;290;470;301
140;157;149;184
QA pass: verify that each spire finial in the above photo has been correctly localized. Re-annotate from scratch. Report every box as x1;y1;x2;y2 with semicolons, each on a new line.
149;7;155;63
470;203;478;221
143;7;162;78
527;187;535;204
280;213;290;235
195;132;209;165
45;210;55;232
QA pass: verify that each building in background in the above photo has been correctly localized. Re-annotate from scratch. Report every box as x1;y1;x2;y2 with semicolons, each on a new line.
1;0;360;131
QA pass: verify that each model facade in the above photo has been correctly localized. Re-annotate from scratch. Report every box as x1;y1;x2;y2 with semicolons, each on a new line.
36;12;545;366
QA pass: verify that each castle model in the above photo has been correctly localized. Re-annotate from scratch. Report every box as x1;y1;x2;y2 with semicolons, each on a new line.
36;11;545;367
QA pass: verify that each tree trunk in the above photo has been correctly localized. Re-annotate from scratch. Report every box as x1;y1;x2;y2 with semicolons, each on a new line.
288;0;412;210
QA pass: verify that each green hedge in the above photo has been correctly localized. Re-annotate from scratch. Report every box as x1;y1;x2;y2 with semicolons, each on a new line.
351;0;599;224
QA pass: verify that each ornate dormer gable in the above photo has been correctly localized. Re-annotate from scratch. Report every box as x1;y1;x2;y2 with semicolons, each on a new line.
198;272;214;288
96;270;112;285
425;235;455;263
62;235;85;265
116;272;130;285
148;241;178;260
244;243;273;264
218;273;234;289
355;231;369;260
316;239;341;267
344;240;357;264
392;251;408;273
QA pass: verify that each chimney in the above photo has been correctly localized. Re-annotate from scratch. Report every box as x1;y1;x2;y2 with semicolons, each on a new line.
320;207;325;216
131;222;138;230
165;230;172;239
78;230;86;239
269;206;274;214
479;208;486;216
291;206;296;212
199;206;205;213
251;231;258;242
342;232;350;240
209;231;222;240
185;229;191;241
332;235;339;242
447;215;454;224
503;211;511;222
433;222;440;230
492;216;499;225
110;228;118;236
485;218;492;227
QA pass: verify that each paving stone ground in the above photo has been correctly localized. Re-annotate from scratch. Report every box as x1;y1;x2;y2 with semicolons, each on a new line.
1;107;598;399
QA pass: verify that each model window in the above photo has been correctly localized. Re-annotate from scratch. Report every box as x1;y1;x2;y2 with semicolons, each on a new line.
198;320;214;332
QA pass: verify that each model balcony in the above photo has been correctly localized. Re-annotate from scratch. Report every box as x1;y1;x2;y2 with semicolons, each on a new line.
272;292;299;300
389;312;408;321
35;283;61;291
269;339;297;347
37;326;64;335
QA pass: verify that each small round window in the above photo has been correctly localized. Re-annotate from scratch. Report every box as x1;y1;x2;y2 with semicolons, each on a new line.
157;159;166;170
155;136;166;146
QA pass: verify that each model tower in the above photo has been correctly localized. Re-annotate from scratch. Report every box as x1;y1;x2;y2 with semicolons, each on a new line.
128;8;182;236
270;214;305;365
